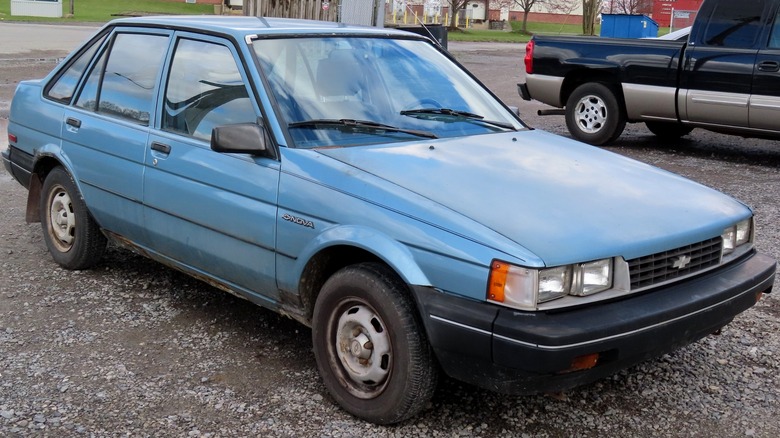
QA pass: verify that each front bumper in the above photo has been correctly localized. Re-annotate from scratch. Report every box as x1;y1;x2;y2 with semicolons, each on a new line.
414;251;776;394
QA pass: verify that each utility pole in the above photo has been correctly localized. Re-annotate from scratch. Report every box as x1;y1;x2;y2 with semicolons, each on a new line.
70;0;75;16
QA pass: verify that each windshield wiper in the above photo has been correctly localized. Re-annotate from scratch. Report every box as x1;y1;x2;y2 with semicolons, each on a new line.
288;119;438;139
400;108;515;130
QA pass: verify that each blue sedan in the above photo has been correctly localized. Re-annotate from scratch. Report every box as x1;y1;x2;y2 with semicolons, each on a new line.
3;16;775;424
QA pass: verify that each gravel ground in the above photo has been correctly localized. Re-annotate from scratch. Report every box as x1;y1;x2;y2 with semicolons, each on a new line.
1;40;779;437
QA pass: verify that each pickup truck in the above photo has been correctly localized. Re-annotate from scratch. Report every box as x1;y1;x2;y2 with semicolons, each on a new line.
519;0;780;145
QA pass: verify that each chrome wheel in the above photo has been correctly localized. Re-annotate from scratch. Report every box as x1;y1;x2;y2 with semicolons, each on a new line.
47;185;76;252
565;83;626;146
573;94;608;134
334;301;392;398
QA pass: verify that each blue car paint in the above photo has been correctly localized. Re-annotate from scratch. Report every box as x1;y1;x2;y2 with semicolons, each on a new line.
315;129;752;265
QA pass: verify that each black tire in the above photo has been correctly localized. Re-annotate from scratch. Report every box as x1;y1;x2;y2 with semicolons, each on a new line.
40;167;107;270
312;263;437;425
565;82;626;146
645;121;694;139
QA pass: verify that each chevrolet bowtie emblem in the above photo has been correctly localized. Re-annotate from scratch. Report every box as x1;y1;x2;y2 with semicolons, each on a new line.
671;255;692;270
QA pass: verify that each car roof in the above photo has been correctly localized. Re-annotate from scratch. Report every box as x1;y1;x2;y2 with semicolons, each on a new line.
107;15;419;40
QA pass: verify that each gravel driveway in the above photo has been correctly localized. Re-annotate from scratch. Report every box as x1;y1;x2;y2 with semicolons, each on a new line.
1;38;778;437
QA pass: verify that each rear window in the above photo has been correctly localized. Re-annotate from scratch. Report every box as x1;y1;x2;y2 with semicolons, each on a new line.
46;34;107;103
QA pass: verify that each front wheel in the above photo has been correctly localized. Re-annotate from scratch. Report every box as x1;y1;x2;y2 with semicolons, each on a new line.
312;263;437;425
565;83;626;146
40;167;107;270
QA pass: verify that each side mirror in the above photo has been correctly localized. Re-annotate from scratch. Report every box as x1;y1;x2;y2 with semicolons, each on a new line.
211;123;277;160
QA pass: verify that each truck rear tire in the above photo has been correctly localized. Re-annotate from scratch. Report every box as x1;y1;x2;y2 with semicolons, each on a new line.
565;83;626;146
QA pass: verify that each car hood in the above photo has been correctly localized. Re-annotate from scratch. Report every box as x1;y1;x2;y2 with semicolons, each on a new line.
315;130;750;266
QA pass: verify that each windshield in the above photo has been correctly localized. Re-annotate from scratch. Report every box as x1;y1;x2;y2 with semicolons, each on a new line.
251;36;525;148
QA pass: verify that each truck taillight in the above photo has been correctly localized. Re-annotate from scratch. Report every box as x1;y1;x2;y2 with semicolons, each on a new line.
524;39;534;74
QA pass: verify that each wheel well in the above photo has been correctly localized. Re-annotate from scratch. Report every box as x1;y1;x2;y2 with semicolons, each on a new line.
561;70;625;110
298;245;388;322
25;157;63;223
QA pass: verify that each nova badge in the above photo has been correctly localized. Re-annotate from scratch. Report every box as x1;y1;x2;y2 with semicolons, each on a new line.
282;213;315;229
671;255;692;270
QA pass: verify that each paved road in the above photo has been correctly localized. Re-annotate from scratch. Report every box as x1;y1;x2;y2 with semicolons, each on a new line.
0;22;99;55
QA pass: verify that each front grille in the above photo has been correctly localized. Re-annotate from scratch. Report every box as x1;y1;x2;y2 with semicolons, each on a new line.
627;237;723;290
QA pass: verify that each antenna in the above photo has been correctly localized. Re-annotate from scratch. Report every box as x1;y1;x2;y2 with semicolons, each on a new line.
402;2;445;49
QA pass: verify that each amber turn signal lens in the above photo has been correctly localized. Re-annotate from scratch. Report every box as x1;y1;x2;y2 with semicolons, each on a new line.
569;353;599;372
487;261;509;303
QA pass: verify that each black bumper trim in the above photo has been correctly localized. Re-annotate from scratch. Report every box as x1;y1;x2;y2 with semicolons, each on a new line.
412;251;776;395
494;274;769;351
517;82;532;101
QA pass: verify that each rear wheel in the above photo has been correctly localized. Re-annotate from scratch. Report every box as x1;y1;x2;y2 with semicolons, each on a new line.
565;83;626;146
312;263;437;425
645;121;694;139
40;167;106;270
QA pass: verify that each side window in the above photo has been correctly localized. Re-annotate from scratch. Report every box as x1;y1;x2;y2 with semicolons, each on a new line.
75;49;107;111
701;0;765;48
163;38;256;141
46;34;107;102
96;33;168;125
770;8;780;48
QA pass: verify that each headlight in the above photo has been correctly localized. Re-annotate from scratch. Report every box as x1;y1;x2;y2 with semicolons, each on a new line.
487;258;613;311
722;218;752;255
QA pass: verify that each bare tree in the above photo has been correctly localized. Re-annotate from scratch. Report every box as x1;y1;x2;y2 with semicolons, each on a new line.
447;0;471;29
582;0;603;35
604;0;653;14
512;0;541;34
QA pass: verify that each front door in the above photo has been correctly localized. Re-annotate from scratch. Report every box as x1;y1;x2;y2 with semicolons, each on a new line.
144;33;281;303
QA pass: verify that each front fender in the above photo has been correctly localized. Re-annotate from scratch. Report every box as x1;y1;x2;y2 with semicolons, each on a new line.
287;224;431;289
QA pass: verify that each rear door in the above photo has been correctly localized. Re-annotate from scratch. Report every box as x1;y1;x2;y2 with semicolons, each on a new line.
143;32;281;303
679;0;768;127
60;29;171;244
749;3;780;131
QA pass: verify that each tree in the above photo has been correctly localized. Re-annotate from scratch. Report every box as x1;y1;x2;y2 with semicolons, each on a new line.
604;0;653;14
447;0;471;30
512;0;540;34
582;0;603;35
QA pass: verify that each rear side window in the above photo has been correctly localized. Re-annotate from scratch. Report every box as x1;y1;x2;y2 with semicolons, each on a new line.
162;38;255;140
46;34;106;102
701;0;766;48
95;33;169;125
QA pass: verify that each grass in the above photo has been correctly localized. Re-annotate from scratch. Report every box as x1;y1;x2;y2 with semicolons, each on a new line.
0;0;214;22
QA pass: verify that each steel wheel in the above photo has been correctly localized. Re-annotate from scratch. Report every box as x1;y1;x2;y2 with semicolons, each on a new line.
333;300;392;398
312;263;437;424
46;184;76;252
40;167;106;270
